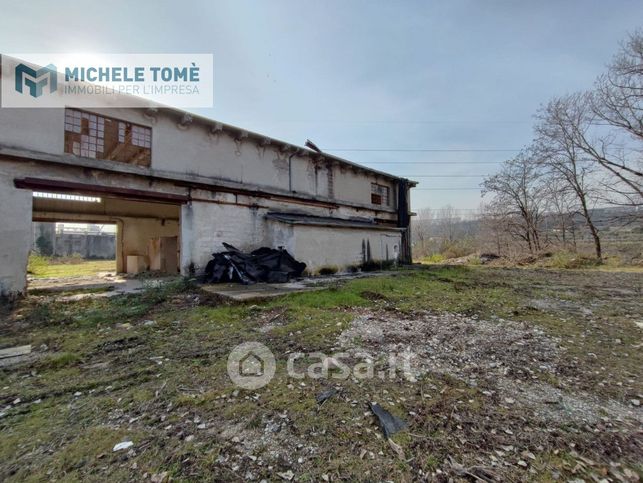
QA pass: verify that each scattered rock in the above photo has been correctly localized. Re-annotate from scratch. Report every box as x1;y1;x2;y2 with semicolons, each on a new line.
150;471;169;483
113;441;134;452
278;470;294;481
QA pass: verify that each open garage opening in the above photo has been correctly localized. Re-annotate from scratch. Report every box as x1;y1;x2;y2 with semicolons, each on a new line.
28;190;181;293
31;219;118;278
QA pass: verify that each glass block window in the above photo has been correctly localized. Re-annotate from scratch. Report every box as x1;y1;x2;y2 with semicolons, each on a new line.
371;182;390;206
64;109;151;166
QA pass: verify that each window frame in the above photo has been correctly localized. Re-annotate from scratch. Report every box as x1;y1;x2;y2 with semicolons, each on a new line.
371;182;390;207
63;108;152;166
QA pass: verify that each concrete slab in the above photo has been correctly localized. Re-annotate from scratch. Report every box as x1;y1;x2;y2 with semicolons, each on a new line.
200;269;402;302
0;345;31;359
201;281;322;301
28;274;141;294
0;345;37;368
27;274;179;300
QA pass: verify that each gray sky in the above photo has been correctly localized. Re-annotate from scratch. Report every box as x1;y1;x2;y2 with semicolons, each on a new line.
1;0;641;210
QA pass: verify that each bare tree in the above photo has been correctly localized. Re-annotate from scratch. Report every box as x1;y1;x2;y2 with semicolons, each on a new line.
543;175;579;250
561;92;642;202
592;30;643;142
589;30;643;218
478;202;513;257
482;150;547;254
535;96;604;259
412;208;435;257
435;205;460;244
476;31;643;262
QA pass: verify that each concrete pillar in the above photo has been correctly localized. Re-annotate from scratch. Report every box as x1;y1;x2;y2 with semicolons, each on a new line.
0;174;32;298
116;220;124;273
180;203;196;276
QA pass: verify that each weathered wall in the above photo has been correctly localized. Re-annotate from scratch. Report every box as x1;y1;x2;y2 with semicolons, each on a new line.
289;226;402;272
119;218;179;273
180;202;267;275
0;106;399;210
53;233;116;259
0;171;33;297
179;199;402;276
332;166;397;208
0;108;64;154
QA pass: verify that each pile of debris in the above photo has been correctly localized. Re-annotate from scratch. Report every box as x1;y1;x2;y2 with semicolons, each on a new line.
204;243;306;284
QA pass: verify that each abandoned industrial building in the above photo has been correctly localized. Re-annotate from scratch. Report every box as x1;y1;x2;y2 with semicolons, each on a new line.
0;100;415;298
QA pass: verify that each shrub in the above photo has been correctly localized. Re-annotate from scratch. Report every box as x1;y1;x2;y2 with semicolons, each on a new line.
547;251;601;269
318;266;339;276
27;254;50;274
35;235;53;256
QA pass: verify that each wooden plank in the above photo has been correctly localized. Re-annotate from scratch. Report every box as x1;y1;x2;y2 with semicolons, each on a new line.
0;345;32;359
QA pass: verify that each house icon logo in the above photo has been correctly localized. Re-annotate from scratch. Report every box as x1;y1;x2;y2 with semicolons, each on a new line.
15;63;58;98
227;342;276;389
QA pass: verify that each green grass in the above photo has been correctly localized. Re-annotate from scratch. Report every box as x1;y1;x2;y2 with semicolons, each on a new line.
28;255;116;278
1;266;641;481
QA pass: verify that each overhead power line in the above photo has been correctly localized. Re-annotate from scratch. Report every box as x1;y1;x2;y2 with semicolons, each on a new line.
413;188;482;191
327;148;521;152
401;175;487;178
232;119;533;125
365;161;504;164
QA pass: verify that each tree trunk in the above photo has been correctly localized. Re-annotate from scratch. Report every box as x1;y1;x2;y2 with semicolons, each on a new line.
579;198;602;260
588;222;602;260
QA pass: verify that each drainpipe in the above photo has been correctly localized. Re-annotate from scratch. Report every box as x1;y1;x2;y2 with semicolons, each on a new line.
396;179;411;264
288;151;296;192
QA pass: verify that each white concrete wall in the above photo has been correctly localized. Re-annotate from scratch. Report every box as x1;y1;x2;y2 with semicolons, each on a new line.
290;226;402;273
180;201;267;275
0;106;399;209
0;108;64;154
119;218;180;273
0;171;33;297
180;200;401;276
332;166;397;207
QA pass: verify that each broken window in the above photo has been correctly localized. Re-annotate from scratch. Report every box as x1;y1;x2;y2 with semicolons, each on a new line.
371;182;390;206
64;109;152;167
